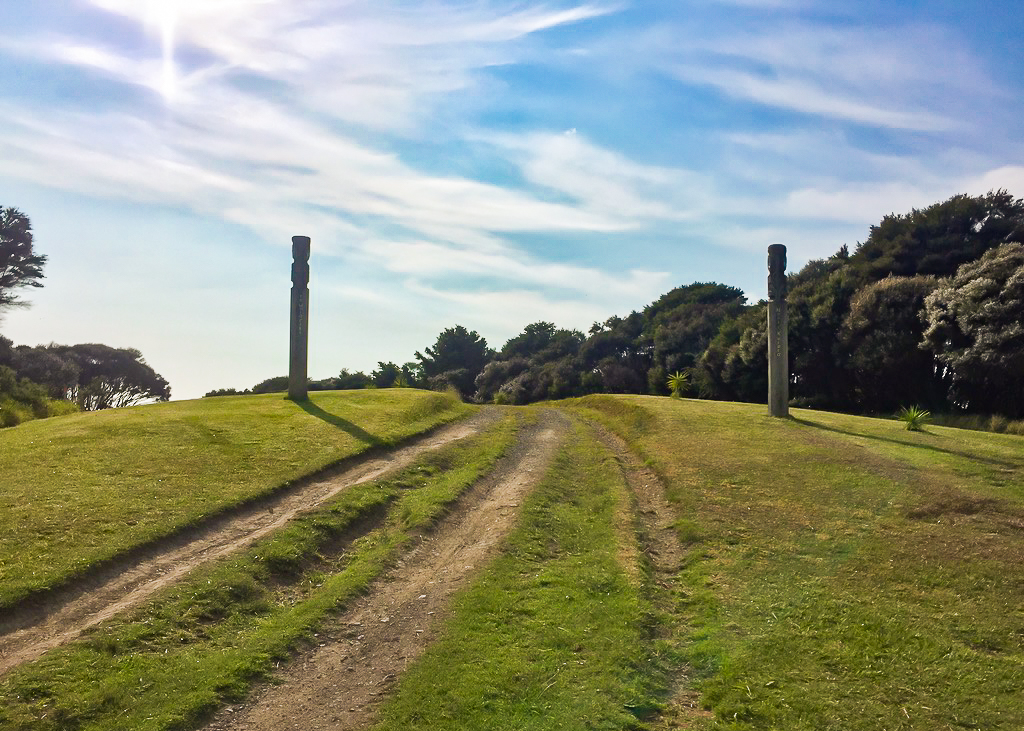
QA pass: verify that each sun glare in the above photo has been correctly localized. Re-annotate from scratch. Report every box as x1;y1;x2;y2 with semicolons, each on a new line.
147;0;179;100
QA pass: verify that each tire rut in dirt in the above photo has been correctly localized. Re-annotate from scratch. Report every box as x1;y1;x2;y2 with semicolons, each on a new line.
588;421;713;727
202;408;569;731
0;410;503;676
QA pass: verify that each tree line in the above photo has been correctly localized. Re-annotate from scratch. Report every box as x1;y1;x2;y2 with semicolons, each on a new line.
219;190;1024;420
1;207;170;427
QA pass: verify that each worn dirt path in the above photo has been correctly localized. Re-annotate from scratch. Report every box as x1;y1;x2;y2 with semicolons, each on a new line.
590;423;713;728
0;410;503;676
203;409;569;731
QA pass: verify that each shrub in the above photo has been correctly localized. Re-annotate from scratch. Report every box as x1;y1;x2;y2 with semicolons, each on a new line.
204;388;249;397
897;405;931;432
44;398;79;417
989;415;1009;434
0;365;77;427
666;370;690;398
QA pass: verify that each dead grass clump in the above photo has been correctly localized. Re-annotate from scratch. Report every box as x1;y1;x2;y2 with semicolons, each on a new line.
907;490;1003;520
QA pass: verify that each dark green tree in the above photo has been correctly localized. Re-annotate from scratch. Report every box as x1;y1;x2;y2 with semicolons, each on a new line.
335;369;372;389
474;322;585;403
691;303;768;403
0;335;13;368
499;322;558;359
642;283;746;394
578;311;648;395
51;344;170;409
10;345;80;400
251;376;289;394
371;361;402;388
849;190;1024;281
785;254;861;409
415;325;492;396
0;207;47;313
204;387;247;397
839;275;946;412
370;361;418;388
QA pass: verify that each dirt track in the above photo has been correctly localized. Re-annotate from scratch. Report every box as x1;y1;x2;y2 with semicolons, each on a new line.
592;424;712;727
1;407;699;731
202;408;569;731
0;409;503;676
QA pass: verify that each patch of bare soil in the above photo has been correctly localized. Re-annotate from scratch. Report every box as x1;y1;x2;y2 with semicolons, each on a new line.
0;410;503;676
202;409;569;731
587;423;713;729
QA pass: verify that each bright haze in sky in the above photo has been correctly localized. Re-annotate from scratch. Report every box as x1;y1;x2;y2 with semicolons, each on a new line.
2;0;1023;399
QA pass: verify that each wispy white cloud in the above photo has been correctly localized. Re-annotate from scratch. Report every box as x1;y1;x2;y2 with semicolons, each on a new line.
365;238;670;298
672;66;951;131
649;21;995;132
0;2;646;244
402;280;621;337
488;129;714;220
699;0;809;7
78;0;615;128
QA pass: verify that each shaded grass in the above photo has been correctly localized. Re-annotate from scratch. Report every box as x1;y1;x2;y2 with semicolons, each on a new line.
373;417;673;731
931;412;1024;436
0;395;78;429
565;395;1024;731
0;412;517;731
0;389;471;609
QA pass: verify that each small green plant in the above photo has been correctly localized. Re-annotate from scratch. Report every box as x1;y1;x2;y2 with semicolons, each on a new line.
897;405;931;431
666;370;689;399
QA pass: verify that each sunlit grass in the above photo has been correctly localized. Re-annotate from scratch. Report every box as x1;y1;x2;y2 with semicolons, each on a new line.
373;417;672;731
0;413;517;731
565;395;1024;730
0;389;471;608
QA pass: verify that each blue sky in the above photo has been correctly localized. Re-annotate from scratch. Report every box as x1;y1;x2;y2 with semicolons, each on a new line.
2;0;1023;399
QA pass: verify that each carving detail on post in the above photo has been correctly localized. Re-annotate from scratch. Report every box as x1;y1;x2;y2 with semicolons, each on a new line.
767;244;787;301
289;236;311;402
767;244;789;417
291;237;310;287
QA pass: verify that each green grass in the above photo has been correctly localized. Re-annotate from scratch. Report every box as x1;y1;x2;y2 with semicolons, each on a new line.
566;395;1024;730
0;395;78;428
0;412;518;731
0;389;472;609
372;417;673;731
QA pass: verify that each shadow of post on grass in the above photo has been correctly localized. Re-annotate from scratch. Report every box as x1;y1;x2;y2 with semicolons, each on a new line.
791;416;1021;469
293;397;383;446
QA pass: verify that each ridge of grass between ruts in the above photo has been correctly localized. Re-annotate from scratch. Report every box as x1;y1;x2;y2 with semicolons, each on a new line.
371;416;678;731
0;389;472;609
0;410;518;731
564;395;1024;731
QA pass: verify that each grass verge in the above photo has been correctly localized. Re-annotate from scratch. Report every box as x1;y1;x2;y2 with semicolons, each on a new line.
0;389;471;609
566;395;1024;731
0;411;515;731
930;412;1024;436
372;416;674;731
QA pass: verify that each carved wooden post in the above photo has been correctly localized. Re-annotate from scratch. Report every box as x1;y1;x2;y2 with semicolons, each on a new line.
288;236;311;401
767;244;789;417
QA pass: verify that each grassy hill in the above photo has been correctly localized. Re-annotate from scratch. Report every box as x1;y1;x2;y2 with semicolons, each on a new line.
566;396;1024;730
0;389;471;608
1;394;1022;730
